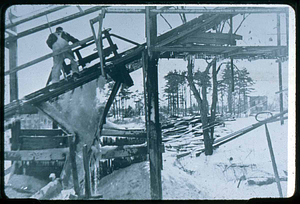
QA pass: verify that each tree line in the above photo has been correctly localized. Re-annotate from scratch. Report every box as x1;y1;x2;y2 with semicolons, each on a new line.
162;57;255;155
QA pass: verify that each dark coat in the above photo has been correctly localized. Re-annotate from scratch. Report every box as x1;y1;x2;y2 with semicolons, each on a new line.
46;31;79;49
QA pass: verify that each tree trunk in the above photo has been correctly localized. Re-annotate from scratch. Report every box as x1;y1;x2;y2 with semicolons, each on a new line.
228;81;233;116
186;57;213;155
176;88;179;116
243;90;247;117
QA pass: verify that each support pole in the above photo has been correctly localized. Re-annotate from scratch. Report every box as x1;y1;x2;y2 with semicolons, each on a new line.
68;135;80;196
8;8;20;151
285;9;289;54
230;16;235;93
264;124;283;197
83;144;91;199
277;13;284;125
145;6;162;200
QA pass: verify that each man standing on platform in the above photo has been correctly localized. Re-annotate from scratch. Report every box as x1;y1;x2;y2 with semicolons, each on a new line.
46;27;80;87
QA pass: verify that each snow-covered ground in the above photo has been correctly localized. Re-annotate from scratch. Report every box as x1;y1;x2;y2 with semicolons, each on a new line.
89;115;291;200
5;115;292;200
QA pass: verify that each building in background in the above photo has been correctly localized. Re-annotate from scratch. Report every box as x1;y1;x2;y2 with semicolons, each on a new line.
249;96;268;115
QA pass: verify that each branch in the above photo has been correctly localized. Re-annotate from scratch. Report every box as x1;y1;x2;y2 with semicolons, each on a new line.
204;57;217;73
234;14;250;34
160;13;172;29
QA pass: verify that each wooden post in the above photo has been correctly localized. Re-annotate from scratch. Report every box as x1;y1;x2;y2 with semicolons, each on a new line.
210;60;218;138
277;13;284;125
264;124;283;197
8;7;20;151
145;6;162;200
229;15;235;93
68;135;80;196
83;144;91;199
285;8;289;55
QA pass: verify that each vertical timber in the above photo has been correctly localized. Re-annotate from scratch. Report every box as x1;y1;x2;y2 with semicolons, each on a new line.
277;13;284;125
8;8;20;151
145;6;162;200
68;136;80;196
83;144;91;198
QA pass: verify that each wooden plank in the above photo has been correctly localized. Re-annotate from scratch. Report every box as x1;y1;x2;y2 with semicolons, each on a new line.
97;81;121;138
20;129;65;136
8;9;20;151
5;6;69;29
277;13;284;125
154;45;287;59
4;148;68;161
179;37;238;45
4;45;144;120
100;144;148;159
60;155;72;188
155;14;228;47
5;6;109;42
264;124;283;197
83;144;91;198
150;7;287;14
68;136;80;196
191;32;243;40
20;136;68;150
101;129;146;138
5;36;94;76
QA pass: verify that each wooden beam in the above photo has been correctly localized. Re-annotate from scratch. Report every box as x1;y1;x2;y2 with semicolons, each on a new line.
8;8;20;151
155;14;222;47
264;124;283;197
5;5;69;29
20;129;65;136
20;136;69;150
83;144;91;198
188;32;243;40
5;36;93;76
152;45;287;55
213;110;288;147
99;143;147;159
104;8;145;13
178;36;239;45
97;81;121;138
4;148;68;161
277;13;284;125
101;129;146;138
145;6;162;200
150;7;287;14
4;46;144;119
5;6;108;42
68;136;80;196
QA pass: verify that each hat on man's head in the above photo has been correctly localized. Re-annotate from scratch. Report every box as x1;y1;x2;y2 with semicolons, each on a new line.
56;27;63;32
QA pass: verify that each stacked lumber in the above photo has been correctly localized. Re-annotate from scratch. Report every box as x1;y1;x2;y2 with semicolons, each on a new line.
162;115;224;155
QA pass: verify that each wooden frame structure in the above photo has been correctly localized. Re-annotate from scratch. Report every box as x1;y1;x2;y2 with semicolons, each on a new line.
4;5;289;200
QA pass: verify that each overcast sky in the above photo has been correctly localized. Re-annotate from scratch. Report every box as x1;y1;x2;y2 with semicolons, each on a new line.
4;5;294;108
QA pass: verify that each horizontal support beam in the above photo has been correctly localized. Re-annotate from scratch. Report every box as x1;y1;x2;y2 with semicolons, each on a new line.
98;143;147;159
152;45;287;55
5;5;69;29
189;31;243;40
104;8;145;13
5;36;94;76
5;6;108;42
20;129;65;136
150;7;288;14
4;148;68;161
102;129;147;138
